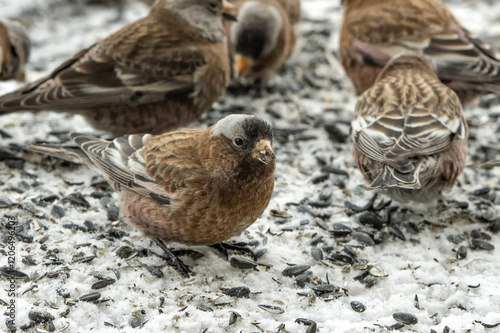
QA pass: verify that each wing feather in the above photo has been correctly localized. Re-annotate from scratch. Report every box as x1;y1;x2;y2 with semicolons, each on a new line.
69;133;173;203
0;16;208;111
69;130;208;205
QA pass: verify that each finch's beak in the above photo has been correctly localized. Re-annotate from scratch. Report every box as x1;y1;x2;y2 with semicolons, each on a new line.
234;54;253;78
251;139;275;164
222;1;237;21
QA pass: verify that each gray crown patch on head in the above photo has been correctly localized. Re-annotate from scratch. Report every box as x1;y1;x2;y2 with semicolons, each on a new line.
211;114;273;141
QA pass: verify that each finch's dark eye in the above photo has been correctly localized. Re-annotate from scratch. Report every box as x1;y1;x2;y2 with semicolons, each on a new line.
209;1;218;9
233;137;245;147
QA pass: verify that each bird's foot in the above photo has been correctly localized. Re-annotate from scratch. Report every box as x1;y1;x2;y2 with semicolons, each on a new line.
153;238;195;278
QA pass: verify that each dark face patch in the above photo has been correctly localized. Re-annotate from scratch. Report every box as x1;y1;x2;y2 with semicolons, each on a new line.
222;117;274;158
235;28;268;60
234;7;280;60
242;118;273;145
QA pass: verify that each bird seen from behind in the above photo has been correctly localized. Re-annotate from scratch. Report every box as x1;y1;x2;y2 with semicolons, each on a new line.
351;54;468;202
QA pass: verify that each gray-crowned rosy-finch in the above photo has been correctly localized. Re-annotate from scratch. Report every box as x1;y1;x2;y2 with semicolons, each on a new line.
340;0;500;105
0;0;236;135
226;0;295;81
352;54;468;202
28;114;276;276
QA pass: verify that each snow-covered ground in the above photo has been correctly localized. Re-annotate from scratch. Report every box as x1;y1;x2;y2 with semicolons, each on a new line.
0;0;499;332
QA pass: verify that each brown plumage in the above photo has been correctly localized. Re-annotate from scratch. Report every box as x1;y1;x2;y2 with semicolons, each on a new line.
0;20;30;82
275;0;300;60
226;0;295;81
274;0;301;25
0;0;235;136
351;54;468;202
84;0;156;6
340;0;500;105
28;114;276;275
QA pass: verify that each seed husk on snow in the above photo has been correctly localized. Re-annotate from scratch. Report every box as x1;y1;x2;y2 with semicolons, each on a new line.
258;304;285;314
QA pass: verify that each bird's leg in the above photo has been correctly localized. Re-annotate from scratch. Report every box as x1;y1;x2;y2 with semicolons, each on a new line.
153;238;194;278
251;77;267;95
255;75;277;95
226;79;253;95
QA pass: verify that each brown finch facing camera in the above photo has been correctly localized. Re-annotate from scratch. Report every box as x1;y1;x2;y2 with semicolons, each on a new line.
0;0;236;136
340;0;500;105
28;114;276;276
226;0;296;81
352;54;468;203
0;20;30;82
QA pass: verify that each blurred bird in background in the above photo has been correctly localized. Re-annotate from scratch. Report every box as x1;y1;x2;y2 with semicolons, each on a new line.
226;0;298;85
0;19;30;82
0;0;236;136
275;0;300;26
340;0;500;105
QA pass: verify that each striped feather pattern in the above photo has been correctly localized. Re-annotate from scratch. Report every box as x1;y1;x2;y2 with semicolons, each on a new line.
352;54;468;195
68;133;171;202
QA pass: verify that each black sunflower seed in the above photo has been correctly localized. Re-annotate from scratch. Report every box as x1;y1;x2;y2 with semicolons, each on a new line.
91;279;116;289
393;312;418;325
230;256;257;269
223;286;251;298
350;301;366;312
282;265;310;277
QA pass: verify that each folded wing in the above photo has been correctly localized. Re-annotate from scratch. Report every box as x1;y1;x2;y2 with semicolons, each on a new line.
0;17;206;112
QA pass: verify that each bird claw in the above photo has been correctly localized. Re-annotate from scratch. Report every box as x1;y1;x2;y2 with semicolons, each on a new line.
153;238;195;278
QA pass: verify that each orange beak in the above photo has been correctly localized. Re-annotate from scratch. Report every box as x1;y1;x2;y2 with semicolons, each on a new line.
234;54;254;78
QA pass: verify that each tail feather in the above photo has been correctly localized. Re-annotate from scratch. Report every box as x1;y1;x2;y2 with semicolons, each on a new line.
69;132;105;146
0;86;38;114
0;95;24;115
466;159;500;169
0;66;57;113
369;164;421;190
479;83;500;95
26;143;90;165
